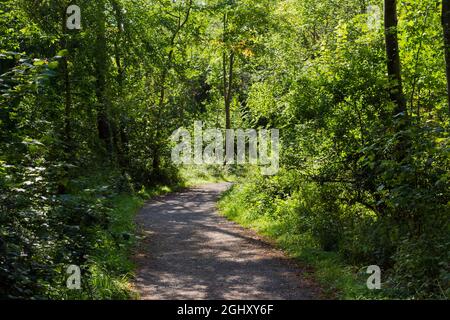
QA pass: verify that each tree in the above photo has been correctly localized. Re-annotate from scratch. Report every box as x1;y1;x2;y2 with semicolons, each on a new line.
94;0;113;154
151;0;194;174
442;0;450;114
222;11;235;130
211;0;273;129
384;0;407;116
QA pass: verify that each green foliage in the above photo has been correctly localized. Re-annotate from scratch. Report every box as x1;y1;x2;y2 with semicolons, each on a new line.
1;0;449;300
0;164;135;299
220;169;449;299
217;0;449;299
0;0;198;298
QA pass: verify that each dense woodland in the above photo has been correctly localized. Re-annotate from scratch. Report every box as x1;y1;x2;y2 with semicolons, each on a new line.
0;0;449;299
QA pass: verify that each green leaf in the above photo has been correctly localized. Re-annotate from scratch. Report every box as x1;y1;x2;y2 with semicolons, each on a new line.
47;61;59;69
57;49;69;57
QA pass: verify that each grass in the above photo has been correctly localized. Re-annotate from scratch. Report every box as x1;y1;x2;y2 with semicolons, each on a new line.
87;193;144;300
66;165;380;300
66;167;386;300
52;168;192;300
179;164;242;186
218;185;389;300
68;165;237;300
90;182;193;299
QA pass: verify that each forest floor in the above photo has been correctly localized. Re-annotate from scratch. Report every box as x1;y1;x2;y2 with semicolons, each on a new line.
133;183;321;300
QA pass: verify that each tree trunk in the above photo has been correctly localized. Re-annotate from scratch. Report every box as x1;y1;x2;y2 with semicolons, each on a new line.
223;52;234;130
442;0;450;114
94;0;113;154
152;1;193;175
222;12;234;130
62;57;72;147
111;0;129;168
60;8;72;152
384;0;407;117
223;51;228;128
112;0;125;89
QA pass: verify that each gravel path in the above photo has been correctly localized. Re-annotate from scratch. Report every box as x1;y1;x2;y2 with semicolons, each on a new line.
134;183;318;300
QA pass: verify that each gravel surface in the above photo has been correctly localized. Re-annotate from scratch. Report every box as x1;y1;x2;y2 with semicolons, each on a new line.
134;183;318;300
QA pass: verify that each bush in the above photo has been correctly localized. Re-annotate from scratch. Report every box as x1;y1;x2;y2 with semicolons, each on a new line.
219;164;449;299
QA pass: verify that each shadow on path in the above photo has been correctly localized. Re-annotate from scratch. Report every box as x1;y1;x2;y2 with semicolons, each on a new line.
134;183;317;300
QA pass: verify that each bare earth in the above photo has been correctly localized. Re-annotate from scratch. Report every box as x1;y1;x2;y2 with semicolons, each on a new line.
134;183;318;300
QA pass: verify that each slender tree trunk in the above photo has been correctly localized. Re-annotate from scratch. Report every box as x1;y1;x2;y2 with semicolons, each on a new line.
112;0;125;89
152;1;193;174
56;6;73;195
384;0;407;117
223;51;228;127
111;0;129;167
442;0;450;114
62;57;72;143
384;0;410;163
225;52;234;130
222;12;234;130
95;0;113;154
61;9;72;152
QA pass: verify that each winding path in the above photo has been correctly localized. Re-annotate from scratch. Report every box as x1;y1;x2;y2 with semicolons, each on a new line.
134;183;318;300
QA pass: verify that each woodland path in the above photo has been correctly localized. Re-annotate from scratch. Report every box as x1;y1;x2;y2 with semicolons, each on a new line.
134;183;318;300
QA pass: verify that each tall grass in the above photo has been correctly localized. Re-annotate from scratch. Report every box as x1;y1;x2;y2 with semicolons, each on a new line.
218;184;391;300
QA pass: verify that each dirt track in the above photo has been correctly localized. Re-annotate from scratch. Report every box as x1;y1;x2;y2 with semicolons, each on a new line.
134;183;318;300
